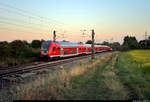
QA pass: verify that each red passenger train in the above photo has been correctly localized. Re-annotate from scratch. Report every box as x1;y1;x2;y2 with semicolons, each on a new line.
41;41;112;58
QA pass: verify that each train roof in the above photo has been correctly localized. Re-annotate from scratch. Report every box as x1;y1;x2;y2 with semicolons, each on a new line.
42;40;78;47
43;40;53;43
84;44;102;47
42;40;109;48
84;44;91;47
97;45;102;47
59;41;78;47
101;45;109;47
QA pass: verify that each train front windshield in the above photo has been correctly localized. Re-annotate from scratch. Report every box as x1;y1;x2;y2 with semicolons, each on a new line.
41;41;52;53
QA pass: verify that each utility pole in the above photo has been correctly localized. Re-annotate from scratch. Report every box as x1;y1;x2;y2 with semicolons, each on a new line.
110;38;113;43
91;29;95;59
80;29;86;43
145;31;147;47
53;30;56;42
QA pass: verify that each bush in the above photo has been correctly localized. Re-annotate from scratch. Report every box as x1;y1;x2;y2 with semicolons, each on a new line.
119;45;129;51
0;40;41;67
31;40;41;49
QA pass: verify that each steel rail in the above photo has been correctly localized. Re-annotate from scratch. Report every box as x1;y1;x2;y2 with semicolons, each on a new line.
0;51;113;78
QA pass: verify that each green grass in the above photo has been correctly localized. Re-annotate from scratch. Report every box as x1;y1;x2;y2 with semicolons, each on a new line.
0;48;41;67
3;51;150;100
1;52;128;101
64;52;128;100
116;50;150;99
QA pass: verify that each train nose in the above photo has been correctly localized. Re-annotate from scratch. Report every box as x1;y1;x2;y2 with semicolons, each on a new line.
42;50;49;54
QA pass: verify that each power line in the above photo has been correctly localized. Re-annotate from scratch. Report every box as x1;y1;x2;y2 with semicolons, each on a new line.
0;7;60;26
0;2;63;25
0;27;46;35
0;15;50;27
0;16;49;31
0;2;75;30
0;2;80;41
0;8;72;33
0;7;69;33
0;20;49;33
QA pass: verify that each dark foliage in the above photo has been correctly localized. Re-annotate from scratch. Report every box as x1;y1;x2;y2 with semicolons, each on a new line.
109;42;121;51
87;35;150;51
31;40;42;49
123;36;139;49
0;42;11;60
86;40;92;44
0;40;41;67
101;41;109;46
139;40;150;49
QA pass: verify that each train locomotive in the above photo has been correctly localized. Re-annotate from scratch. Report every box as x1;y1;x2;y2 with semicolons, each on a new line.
41;40;112;58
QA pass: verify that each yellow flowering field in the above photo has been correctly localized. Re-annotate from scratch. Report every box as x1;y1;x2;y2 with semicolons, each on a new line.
128;50;150;68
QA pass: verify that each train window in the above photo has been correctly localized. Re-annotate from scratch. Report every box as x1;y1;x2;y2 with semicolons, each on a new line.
73;51;76;54
57;47;60;51
79;48;81;50
53;47;55;51
84;48;86;50
64;51;69;55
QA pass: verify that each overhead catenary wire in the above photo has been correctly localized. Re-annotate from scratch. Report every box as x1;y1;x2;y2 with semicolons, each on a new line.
0;20;49;33
0;2;64;25
0;1;85;42
0;27;46;35
0;9;69;38
0;2;76;30
0;16;48;27
0;17;49;31
0;7;61;27
0;6;73;36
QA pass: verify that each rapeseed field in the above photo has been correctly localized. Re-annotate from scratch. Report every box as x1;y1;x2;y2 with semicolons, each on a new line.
128;50;150;73
116;50;150;99
128;50;150;62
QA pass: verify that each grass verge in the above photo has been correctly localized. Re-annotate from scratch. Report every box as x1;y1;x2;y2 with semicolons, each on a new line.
0;52;130;101
116;50;150;99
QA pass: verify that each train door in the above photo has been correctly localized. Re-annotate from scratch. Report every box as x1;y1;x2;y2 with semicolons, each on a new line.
57;47;61;56
52;47;56;55
61;48;63;56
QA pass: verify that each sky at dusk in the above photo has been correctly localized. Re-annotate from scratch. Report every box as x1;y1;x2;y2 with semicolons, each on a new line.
0;0;150;44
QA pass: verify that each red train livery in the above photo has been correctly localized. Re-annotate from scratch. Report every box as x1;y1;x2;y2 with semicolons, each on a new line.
41;41;112;58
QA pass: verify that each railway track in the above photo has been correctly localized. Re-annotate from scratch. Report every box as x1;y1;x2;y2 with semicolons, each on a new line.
0;51;113;78
0;61;45;70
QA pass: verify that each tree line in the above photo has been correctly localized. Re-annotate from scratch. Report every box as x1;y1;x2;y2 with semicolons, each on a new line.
0;36;150;67
86;35;150;51
0;40;45;67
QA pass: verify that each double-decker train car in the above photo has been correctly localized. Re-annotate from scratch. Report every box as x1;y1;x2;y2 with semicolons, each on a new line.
41;41;78;58
41;40;112;58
